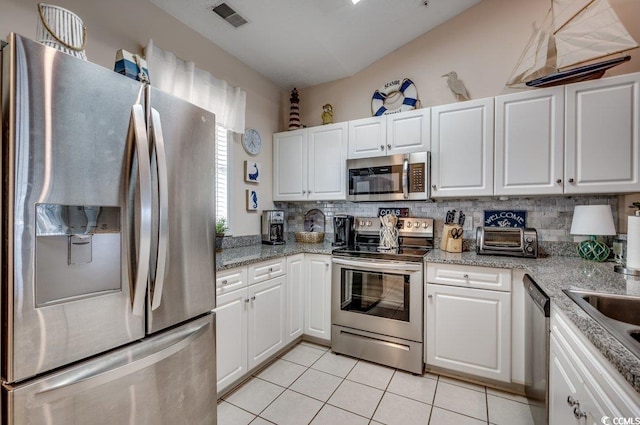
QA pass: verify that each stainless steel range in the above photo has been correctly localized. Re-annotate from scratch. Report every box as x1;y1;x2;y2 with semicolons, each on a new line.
331;216;434;374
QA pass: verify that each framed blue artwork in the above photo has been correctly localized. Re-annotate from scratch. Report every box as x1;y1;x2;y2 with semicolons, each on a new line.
246;189;258;211
244;161;260;183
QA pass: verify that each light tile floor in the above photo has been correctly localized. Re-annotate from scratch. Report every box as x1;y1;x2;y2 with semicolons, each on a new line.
218;341;536;425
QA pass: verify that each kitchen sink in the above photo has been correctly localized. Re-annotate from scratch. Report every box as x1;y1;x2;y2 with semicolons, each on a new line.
563;289;640;359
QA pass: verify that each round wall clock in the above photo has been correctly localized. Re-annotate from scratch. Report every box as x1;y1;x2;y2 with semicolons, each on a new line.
242;128;262;155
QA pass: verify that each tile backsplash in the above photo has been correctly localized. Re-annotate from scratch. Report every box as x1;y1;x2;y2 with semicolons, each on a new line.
275;195;619;256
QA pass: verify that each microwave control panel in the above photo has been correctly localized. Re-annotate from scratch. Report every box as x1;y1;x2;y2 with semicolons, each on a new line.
409;163;425;193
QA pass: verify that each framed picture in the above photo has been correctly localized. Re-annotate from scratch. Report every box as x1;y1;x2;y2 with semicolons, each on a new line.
244;161;260;183
246;189;258;211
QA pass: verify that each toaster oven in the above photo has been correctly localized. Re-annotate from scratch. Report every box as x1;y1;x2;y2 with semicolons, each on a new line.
476;227;538;258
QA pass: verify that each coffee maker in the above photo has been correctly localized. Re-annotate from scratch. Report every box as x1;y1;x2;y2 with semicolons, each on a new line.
261;210;285;245
332;214;355;247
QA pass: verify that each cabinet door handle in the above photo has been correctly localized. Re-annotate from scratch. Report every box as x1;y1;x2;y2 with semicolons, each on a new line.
251;296;256;301
431;185;436;190
427;294;433;299
567;396;579;407
569;178;575;183
380;145;385;150
556;179;562;184
244;298;250;303
573;407;587;420
387;144;392;149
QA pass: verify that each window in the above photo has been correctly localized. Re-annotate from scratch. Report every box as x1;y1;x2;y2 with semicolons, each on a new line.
215;125;231;233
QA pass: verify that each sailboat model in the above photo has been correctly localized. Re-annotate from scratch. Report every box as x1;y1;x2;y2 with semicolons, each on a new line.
507;0;639;88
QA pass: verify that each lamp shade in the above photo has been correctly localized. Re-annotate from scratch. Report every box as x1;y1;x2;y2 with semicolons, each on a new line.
570;205;616;236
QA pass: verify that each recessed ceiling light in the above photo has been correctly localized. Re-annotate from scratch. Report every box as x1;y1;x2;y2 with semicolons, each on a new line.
352;0;362;4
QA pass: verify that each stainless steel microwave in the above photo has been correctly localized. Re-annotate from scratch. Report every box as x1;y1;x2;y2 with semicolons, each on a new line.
347;152;430;201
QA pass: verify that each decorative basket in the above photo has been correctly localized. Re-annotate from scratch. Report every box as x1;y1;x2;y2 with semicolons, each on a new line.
36;3;87;60
294;231;325;244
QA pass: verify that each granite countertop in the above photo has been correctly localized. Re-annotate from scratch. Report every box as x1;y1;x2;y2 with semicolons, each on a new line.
215;243;640;394
215;240;333;270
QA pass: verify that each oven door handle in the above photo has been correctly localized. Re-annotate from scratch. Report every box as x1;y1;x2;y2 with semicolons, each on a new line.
332;257;422;273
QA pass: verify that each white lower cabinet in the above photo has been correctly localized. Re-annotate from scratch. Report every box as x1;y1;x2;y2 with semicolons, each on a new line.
215;254;331;395
215;284;248;394
425;263;511;383
247;276;286;370
215;264;285;395
549;307;640;424
286;254;304;344
303;254;332;342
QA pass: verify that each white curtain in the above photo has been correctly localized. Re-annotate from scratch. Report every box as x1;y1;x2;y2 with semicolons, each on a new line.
144;39;246;133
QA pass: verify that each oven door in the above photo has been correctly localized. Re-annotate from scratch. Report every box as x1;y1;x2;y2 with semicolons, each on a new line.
331;257;423;342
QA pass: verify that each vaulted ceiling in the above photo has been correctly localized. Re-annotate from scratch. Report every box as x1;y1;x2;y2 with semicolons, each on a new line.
150;0;483;88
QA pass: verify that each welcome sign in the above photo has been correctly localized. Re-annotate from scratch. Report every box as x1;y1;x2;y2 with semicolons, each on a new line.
484;210;526;228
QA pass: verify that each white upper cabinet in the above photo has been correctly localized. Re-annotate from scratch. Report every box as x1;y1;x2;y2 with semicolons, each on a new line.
564;73;640;194
495;87;565;196
431;98;495;198
273;123;347;201
273;129;307;201
347;109;430;159
348;116;387;158
386;108;431;155
307;123;348;200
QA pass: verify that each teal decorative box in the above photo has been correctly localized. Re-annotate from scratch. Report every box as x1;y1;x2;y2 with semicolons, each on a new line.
114;49;150;83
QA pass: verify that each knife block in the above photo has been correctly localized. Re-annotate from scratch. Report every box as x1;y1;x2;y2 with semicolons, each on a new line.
446;237;463;253
440;224;463;253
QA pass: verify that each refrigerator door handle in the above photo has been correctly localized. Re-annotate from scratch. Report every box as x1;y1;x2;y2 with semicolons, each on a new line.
129;104;152;316
31;319;211;404
150;108;169;310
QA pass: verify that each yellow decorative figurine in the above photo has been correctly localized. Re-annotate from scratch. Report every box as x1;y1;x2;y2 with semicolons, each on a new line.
321;103;334;125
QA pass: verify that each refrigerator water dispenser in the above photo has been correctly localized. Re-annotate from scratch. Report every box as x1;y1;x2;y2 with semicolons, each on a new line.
35;204;122;306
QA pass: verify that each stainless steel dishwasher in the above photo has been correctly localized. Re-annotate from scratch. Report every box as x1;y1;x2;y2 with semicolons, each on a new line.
524;274;550;425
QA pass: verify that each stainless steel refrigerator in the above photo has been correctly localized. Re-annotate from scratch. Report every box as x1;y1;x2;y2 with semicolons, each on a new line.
0;33;217;424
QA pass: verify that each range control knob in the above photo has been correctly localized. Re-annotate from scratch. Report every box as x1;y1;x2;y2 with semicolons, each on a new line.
526;245;534;253
366;220;372;226
406;222;412;228
422;222;429;228
525;236;533;243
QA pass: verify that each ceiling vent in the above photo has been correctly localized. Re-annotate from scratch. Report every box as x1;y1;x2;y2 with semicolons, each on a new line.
212;2;248;28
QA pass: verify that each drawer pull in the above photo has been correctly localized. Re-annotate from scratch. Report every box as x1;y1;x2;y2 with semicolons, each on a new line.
221;279;228;285
269;267;273;272
463;274;469;279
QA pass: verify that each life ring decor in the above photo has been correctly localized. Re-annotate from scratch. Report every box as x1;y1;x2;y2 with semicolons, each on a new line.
371;78;419;116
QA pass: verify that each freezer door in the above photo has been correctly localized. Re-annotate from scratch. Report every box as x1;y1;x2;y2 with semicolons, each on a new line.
2;34;145;382
3;314;216;425
146;86;216;334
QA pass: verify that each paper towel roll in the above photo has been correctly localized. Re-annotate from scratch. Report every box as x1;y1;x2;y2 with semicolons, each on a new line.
626;215;640;269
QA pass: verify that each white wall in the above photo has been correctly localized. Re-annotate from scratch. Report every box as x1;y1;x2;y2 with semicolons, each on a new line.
1;0;282;236
291;0;640;128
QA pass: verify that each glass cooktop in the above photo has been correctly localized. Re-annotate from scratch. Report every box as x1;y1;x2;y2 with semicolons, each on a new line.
332;244;430;262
